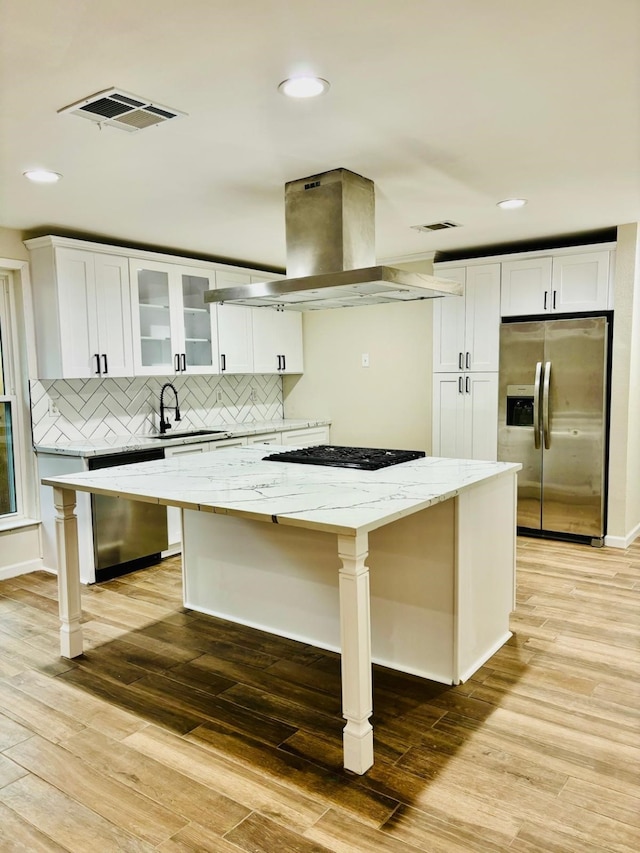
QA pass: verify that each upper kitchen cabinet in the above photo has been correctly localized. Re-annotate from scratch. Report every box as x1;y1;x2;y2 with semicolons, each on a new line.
25;237;134;379
433;263;501;373
501;247;613;317
216;271;303;375
252;308;303;374
130;260;219;376
216;271;255;374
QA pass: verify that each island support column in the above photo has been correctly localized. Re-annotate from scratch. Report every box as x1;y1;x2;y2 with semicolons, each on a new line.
53;486;84;659
337;532;374;774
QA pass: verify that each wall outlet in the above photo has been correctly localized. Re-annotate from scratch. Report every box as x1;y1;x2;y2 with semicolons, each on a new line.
361;353;370;368
48;399;60;417
250;388;257;403
216;390;223;403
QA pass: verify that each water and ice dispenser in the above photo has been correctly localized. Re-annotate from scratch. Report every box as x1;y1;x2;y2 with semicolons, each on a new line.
506;385;535;426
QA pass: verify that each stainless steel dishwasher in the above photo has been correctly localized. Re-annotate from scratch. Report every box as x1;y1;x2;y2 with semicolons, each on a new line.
88;448;168;581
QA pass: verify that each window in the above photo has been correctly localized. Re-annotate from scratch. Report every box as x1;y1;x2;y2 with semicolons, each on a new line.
0;275;18;517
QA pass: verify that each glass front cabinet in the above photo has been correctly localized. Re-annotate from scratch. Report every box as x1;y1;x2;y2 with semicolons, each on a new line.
130;260;219;376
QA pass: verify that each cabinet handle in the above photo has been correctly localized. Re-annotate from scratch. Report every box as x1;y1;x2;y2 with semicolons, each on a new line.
277;355;281;370
174;353;180;372
181;353;186;372
101;354;108;375
544;291;548;310
221;353;226;372
281;354;286;371
465;351;470;369
552;290;557;310
458;352;463;370
466;376;470;394
94;354;101;375
458;376;463;394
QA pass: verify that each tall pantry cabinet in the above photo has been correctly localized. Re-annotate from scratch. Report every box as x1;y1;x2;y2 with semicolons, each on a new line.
432;263;501;461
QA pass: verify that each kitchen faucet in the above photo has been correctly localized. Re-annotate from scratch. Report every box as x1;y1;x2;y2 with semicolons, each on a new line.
159;382;181;434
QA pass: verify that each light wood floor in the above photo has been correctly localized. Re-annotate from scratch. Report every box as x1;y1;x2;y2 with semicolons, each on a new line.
0;536;638;852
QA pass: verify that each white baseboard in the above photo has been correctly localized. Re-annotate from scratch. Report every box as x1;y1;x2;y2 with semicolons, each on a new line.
605;521;640;549
0;557;44;581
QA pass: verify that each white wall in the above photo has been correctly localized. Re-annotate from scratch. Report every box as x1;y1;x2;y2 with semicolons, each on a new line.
607;223;640;545
283;296;433;451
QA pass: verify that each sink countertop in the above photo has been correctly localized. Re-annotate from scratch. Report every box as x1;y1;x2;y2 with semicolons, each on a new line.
34;419;331;458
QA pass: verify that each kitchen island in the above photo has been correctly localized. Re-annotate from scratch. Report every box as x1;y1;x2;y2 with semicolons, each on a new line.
42;445;520;774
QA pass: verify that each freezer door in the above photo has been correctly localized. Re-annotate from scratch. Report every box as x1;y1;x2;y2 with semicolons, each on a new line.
541;317;607;538
498;322;545;530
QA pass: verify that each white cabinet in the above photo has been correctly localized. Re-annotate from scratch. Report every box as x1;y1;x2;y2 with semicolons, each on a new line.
252;309;304;374
26;240;134;379
279;425;330;445
432;262;500;462
432;372;498;461
216;271;255;374
501;249;612;317
245;432;279;445
433;263;501;372
130;260;219;376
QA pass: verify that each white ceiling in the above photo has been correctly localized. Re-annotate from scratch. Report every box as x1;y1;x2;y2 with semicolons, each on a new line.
1;0;639;270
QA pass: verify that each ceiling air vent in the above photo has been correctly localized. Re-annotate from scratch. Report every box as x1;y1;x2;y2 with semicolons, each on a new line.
411;221;462;233
58;88;187;132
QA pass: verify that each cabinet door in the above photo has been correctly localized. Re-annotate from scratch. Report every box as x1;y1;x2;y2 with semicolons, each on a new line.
55;249;100;378
501;257;552;317
164;441;211;549
551;251;610;313
216;271;254;373
94;254;133;377
176;266;219;374
432;268;466;372
252;309;304;374
462;373;498;461
432;373;465;458
278;311;304;373
279;426;330;446
464;264;501;371
245;433;279;445
130;260;179;375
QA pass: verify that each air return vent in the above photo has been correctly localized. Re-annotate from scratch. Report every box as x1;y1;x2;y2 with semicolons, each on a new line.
58;88;187;132
411;220;462;232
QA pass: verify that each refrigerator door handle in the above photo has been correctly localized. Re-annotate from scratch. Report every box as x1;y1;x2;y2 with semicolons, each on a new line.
542;361;551;449
533;361;543;449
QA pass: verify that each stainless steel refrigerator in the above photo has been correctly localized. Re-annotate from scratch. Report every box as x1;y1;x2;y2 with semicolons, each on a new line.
498;316;610;546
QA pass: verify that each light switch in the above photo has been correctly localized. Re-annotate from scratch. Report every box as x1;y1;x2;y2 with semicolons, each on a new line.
361;353;370;368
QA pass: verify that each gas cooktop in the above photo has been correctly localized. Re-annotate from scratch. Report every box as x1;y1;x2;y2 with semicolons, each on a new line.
263;445;426;471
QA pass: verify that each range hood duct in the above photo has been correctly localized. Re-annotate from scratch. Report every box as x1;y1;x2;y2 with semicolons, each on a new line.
204;168;462;311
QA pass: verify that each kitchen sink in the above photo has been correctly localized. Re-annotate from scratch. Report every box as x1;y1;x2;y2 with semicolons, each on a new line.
150;429;229;440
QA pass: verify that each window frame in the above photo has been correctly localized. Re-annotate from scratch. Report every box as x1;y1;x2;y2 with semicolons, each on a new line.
0;260;38;529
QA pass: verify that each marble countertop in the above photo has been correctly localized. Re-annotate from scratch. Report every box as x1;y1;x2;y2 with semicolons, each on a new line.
33;419;331;457
41;444;521;536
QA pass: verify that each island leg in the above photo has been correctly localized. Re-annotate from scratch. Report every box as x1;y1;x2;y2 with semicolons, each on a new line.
53;486;84;658
337;532;374;774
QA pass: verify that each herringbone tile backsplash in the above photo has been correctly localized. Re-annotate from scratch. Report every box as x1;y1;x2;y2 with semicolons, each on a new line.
30;375;283;444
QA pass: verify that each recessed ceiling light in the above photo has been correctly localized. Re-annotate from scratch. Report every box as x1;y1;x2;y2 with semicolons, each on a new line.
497;198;527;210
278;76;330;99
23;169;62;183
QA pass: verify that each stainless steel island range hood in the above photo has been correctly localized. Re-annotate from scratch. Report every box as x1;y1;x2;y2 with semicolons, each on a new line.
204;168;462;311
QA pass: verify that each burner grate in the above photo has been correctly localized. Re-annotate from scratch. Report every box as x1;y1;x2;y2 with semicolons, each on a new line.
263;445;425;471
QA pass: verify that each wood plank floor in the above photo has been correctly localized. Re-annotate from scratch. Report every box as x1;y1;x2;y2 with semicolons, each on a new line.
0;536;638;852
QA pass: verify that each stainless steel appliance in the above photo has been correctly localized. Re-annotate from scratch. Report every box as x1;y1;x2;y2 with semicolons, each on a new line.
264;445;425;470
498;315;610;546
88;448;168;580
205;169;462;310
